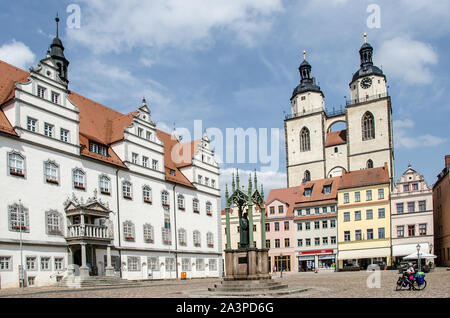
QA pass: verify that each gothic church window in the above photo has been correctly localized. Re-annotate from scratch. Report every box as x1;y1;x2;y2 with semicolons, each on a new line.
300;127;311;152
362;112;375;141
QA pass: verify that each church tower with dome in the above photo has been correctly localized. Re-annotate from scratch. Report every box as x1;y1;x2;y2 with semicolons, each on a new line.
284;34;394;188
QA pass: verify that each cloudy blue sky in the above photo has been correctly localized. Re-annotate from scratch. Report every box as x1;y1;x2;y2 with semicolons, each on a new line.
1;0;449;200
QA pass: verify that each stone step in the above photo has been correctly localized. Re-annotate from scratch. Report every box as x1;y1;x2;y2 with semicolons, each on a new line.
209;284;289;292
214;281;282;289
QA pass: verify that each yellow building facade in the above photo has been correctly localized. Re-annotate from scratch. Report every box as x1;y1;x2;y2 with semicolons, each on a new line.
337;165;392;269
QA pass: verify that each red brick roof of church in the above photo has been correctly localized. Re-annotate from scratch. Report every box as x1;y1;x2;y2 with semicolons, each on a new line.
0;59;199;187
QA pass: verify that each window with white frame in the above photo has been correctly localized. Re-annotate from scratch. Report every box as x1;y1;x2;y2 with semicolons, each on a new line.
127;256;140;271
166;258;175;271
161;191;169;206
193;230;201;247
205;177;210;186
40;257;50;271
137;128;144;138
89;142;108;156
37;86;46;99
142;156;149;168
73;169;86;190
0;257;11;271
206;202;212;216
60;128;70;142
44;123;54;137
99;175;111;194
148;257;159;271
209;259;217;271
207;232;214;248
26;257;37;271
122;181;132;199
193;198;200;213
196;259;204;271
44;161;59;184
123;221;135;241
211;180;216;188
8;204;29;232
146;131;152;141
162;227;171;245
55;258;64;271
8;152;25;177
198;175;203;184
51;91;60;104
378;188;384;200
27;117;37;132
143;186;152;203
182;258;191;271
152;159;158;170
132;153;139;164
178;195;185;210
46;210;62;235
178;228;187;246
143;224;154;243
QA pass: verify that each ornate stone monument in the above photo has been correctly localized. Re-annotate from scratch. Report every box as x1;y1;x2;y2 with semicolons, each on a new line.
223;170;270;280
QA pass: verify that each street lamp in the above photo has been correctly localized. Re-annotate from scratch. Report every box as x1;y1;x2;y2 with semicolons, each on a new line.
280;253;283;278
416;244;421;272
18;200;24;289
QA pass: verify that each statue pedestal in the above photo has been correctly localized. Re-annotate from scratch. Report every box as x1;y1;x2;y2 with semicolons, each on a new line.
224;248;270;281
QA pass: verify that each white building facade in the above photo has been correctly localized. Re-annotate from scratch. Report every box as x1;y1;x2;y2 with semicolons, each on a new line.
0;30;221;288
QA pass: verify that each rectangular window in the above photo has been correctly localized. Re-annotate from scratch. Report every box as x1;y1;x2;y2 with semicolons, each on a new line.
408;225;415;237
55;258;64;271
419;201;426;211
275;239;280;248
51;91;59;104
265;223;270;232
297;223;302;231
274;222;279;231
142;156;149;168
278;205;284;214
323;185;331;194
127;257;140;271
322;207;327;214
305;222;310;230
314;221;320;229
331;236;336;244
137;128;144;138
355;210;361;221
322;237;328;245
148;257;159;271
330;206;336;213
315;208;320;215
344;212;350;222
37;86;46;99
297;239;303;247
146;131;152;140
397;226;404;238
403;184;410;192
196;259;204;271
284;238;290;248
366;209;373;220
378;227;385;239
284;221;289;231
44;123;54;137
354;192;360;202
355;230;362;241
314;237;320;246
266;240;271;248
26;257;36;271
366;190;372;201
305;239;311;246
209;259;217;271
330;220;336;228
396;203;404;214
152;159;158;170
40;257;50;271
419;224;427;236
270;206;275;214
0;257;11;271
60;128;70;142
412;183;419;191
378;208;385;219
322;220;328;229
344;231;350;242
27;117;37;132
181;258;191;272
211;180;216;188
132;153;139;164
378;189;384;200
344;193;349;203
367;229;374;240
306;208;311;215
166;258;175;271
408;202;415;213
304;188;312;197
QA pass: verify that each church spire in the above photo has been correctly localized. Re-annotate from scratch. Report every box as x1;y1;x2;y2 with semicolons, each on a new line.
50;15;70;83
359;32;374;68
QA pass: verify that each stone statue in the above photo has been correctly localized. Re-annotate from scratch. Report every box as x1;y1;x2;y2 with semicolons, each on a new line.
239;212;249;249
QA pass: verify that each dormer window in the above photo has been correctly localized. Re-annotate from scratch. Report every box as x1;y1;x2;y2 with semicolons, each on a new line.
304;187;313;197
89;142;108;157
323;185;332;195
170;169;176;176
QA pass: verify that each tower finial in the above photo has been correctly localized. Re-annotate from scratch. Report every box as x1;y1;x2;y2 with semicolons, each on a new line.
363;32;367;43
55;13;60;38
303;50;306;61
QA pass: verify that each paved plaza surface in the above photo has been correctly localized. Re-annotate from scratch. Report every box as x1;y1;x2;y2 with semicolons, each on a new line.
0;268;448;298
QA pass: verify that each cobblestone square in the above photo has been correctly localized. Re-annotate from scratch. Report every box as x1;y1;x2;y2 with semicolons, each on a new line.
0;268;448;298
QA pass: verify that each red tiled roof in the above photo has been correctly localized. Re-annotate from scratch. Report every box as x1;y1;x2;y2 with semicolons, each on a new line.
325;130;347;147
265;186;303;218
0;59;200;187
294;176;340;205
338;163;390;190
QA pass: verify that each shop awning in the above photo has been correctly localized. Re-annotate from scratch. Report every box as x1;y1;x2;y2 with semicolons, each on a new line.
318;255;336;260
392;243;429;257
338;248;390;260
298;256;315;261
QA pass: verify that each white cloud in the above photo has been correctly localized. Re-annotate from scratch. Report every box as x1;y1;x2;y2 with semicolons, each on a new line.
0;40;35;69
67;0;283;54
394;119;446;149
377;37;438;85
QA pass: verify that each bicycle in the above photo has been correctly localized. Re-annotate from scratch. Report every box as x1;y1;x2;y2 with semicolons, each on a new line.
395;272;427;291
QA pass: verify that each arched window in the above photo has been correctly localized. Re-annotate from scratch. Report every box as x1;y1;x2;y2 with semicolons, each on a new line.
206;202;212;216
178;228;187;246
46;210;62;235
44;161;59;184
362;112;375;141
143;186;152;203
161;191;170;207
8;152;25;177
8;203;29;232
300;127;311;152
122;181;132;199
73;169;86;190
207;232;214;248
367;159;374;169
193;230;201;247
99;175;111;194
143;224;154;243
123;221;135;241
304;170;311;182
193;198;200;213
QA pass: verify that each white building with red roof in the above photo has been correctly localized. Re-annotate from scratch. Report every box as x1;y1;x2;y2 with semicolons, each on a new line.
0;23;221;288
